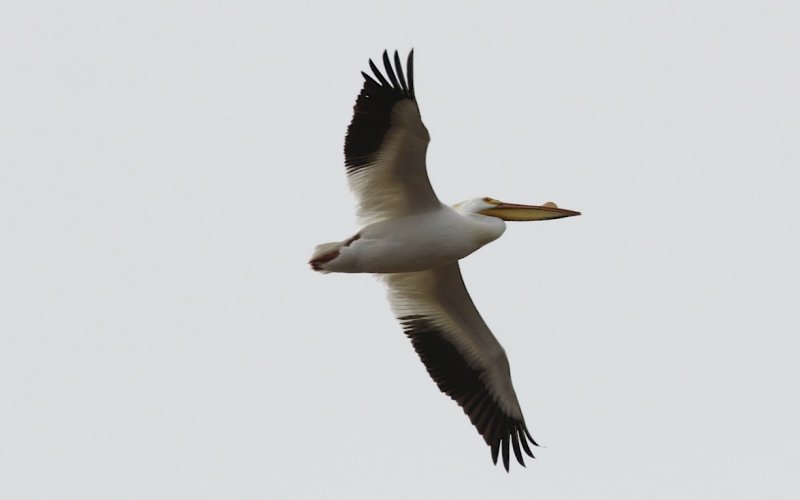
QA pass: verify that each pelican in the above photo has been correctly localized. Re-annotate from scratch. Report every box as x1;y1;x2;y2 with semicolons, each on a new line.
310;50;580;471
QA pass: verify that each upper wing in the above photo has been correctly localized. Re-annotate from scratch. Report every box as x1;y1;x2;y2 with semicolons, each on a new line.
344;50;441;225
382;263;538;471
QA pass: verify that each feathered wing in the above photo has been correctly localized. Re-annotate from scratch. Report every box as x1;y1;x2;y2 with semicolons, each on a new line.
382;263;538;471
344;50;441;224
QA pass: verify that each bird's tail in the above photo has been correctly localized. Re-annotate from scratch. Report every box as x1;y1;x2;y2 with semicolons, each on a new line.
309;241;343;273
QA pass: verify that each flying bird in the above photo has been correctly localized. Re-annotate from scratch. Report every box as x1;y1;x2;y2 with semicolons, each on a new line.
310;50;580;470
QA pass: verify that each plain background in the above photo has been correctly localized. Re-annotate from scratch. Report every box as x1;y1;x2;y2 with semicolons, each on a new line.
2;1;799;498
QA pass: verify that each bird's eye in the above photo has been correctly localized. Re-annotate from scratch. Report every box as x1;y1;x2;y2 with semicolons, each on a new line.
482;197;501;205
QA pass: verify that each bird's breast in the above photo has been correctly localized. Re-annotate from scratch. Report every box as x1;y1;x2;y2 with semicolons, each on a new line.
339;210;491;273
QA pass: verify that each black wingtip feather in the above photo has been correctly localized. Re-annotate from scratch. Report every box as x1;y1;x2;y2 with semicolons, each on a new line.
519;427;535;458
524;427;540;447
502;436;511;472
394;51;408;93
368;58;389;86
511;431;524;466
407;50;415;98
382;50;400;88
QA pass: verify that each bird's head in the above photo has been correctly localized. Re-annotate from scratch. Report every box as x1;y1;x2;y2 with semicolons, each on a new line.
455;197;581;221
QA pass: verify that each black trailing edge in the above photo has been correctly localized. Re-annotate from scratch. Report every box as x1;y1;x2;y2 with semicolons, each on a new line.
399;315;539;471
344;50;417;173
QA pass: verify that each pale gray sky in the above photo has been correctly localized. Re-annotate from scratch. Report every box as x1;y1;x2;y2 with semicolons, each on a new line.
2;1;799;498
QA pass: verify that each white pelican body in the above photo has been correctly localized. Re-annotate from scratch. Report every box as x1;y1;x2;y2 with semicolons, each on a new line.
310;50;580;470
313;201;505;274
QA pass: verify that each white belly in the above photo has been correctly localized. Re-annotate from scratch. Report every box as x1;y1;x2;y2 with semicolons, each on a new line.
325;208;504;273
